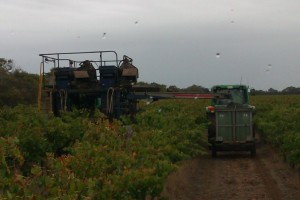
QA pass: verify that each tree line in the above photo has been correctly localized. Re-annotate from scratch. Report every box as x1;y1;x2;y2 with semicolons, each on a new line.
136;81;209;93
250;87;300;95
0;58;39;107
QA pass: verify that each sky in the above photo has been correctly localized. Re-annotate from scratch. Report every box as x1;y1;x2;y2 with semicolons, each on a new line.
1;0;300;91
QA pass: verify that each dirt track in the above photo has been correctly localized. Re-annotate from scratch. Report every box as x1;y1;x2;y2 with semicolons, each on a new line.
162;140;300;200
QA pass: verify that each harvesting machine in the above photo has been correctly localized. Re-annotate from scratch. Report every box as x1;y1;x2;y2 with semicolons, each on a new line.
37;51;212;120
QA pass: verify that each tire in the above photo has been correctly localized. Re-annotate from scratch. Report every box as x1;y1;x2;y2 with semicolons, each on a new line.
212;145;217;157
207;124;216;139
250;144;256;157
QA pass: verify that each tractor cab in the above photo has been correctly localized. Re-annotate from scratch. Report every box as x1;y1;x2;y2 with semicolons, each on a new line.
211;85;249;106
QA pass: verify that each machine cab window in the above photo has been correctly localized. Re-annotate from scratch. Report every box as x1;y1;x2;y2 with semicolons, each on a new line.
212;86;248;106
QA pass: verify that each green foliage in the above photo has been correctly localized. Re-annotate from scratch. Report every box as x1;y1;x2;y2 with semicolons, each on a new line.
0;99;209;199
252;95;300;166
0;63;38;106
0;105;86;174
4;94;300;198
0;136;24;198
136;81;210;93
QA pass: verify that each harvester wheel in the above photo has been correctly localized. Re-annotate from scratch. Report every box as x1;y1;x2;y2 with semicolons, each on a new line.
211;145;217;157
250;144;256;157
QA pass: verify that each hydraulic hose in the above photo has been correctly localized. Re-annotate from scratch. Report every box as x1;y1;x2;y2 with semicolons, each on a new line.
106;87;115;114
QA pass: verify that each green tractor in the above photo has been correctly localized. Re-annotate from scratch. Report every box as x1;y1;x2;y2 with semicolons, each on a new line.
206;85;256;156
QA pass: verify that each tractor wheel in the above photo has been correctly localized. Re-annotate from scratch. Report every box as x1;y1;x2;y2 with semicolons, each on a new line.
250;144;256;157
211;145;217;157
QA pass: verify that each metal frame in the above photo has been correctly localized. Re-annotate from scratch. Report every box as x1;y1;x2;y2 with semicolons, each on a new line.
39;51;120;89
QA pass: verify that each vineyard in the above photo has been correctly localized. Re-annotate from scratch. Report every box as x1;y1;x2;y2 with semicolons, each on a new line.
252;95;300;168
0;99;209;199
1;95;300;199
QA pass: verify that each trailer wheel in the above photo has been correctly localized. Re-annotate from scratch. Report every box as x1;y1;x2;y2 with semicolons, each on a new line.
211;145;217;157
250;144;256;157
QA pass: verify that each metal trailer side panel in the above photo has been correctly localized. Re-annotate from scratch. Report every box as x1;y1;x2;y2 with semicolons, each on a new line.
216;110;233;142
215;106;253;143
235;110;253;141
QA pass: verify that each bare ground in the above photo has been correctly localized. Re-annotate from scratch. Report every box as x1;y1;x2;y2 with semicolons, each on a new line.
162;140;300;200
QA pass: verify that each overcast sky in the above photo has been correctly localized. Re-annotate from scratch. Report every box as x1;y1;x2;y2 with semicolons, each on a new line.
1;0;300;90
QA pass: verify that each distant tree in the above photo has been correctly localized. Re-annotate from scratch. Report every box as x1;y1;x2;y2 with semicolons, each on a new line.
250;86;300;95
0;58;7;67
268;88;278;94
136;81;149;86
0;58;14;72
137;82;210;93
150;82;167;92
249;89;267;95
181;84;209;93
136;81;167;92
167;85;180;92
0;59;38;106
282;86;300;94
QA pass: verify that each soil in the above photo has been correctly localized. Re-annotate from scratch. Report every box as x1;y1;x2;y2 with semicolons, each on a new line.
162;138;300;200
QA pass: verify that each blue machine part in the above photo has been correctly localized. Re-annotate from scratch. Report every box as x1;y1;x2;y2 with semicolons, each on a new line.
51;67;74;115
99;65;119;89
39;51;142;120
55;67;74;90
